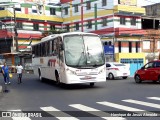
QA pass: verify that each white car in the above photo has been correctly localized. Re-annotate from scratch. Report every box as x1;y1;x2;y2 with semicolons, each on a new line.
106;62;130;80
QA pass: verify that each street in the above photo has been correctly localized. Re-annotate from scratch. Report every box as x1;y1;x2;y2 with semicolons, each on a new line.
0;74;160;120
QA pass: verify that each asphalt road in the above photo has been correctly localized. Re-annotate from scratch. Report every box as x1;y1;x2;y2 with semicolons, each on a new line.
0;74;160;120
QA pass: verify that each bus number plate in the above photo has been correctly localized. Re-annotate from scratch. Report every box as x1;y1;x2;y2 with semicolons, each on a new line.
80;76;96;80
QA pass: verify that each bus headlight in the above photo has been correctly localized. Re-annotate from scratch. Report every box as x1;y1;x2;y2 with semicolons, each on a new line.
98;67;105;74
66;68;76;75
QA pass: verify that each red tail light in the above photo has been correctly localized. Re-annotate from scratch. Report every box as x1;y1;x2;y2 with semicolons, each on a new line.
114;68;119;70
108;68;119;70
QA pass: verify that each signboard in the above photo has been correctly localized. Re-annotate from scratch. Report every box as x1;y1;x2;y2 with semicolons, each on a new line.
104;45;114;55
120;0;137;6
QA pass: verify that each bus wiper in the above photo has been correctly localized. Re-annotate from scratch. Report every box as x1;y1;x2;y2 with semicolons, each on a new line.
87;51;97;63
93;64;98;67
76;52;84;67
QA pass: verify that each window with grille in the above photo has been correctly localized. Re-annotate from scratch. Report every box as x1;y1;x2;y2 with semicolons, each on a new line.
50;8;56;15
136;41;139;53
87;21;92;29
15;8;21;11
86;1;91;10
129;42;132;53
32;10;37;13
131;18;136;26
0;7;5;10
120;17;126;25
33;23;39;30
50;25;55;30
118;41;121;53
17;22;23;29
102;0;107;6
118;0;120;4
75;23;79;30
102;18;107;26
74;5;78;13
64;7;68;15
143;40;150;49
66;25;70;31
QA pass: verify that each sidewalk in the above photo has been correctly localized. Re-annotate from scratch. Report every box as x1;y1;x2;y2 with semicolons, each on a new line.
0;85;2;93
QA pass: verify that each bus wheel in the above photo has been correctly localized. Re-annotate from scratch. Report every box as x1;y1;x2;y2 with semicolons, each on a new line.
90;83;94;87
55;73;60;85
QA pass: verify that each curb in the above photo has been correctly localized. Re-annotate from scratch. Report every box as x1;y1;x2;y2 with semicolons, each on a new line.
0;85;2;93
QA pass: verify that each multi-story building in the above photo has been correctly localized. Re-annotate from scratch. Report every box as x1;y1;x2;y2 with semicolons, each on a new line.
142;3;160;62
0;0;154;75
61;0;146;76
0;0;63;66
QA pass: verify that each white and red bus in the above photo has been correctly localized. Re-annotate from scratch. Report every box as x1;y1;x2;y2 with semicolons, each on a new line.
32;32;106;86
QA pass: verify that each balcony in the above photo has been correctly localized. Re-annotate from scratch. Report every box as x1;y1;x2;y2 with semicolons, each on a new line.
0;10;63;23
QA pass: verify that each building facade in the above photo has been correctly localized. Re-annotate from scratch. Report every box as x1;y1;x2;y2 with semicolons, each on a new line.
61;0;146;54
142;3;160;62
60;0;146;75
1;0;157;75
0;0;63;66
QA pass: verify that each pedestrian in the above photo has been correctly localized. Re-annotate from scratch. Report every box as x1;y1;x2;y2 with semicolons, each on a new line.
16;63;23;84
2;62;11;85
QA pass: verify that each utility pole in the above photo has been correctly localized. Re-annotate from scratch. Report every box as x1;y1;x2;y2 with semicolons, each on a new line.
13;7;19;52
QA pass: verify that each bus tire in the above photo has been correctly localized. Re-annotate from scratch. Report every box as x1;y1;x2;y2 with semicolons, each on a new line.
90;82;95;87
38;69;43;82
55;71;60;85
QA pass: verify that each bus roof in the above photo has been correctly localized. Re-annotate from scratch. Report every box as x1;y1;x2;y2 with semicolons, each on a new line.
32;32;99;46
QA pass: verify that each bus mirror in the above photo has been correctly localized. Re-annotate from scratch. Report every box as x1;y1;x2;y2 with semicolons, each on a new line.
52;51;55;55
52;51;57;56
32;54;35;58
60;44;64;50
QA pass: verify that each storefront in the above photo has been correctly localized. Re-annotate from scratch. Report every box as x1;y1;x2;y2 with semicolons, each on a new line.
115;53;146;76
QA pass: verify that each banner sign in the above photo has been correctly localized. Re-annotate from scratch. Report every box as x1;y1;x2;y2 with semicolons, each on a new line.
104;45;114;55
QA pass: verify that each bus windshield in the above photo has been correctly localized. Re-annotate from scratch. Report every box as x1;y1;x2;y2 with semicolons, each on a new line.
64;35;105;68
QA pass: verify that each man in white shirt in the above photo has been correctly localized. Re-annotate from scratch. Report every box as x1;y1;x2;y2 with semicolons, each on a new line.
16;63;23;84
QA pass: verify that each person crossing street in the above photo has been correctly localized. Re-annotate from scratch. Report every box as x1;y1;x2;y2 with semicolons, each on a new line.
2;62;11;85
16;63;23;84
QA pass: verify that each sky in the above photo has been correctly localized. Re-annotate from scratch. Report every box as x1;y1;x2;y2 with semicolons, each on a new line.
52;0;160;6
137;0;160;6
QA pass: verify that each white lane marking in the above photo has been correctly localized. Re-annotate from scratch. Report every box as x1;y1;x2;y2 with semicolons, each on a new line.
69;104;126;120
147;97;160;101
122;99;160;109
40;106;79;120
97;101;144;111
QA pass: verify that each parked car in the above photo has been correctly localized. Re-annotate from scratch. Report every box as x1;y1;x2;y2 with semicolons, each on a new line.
134;60;160;83
106;62;130;80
